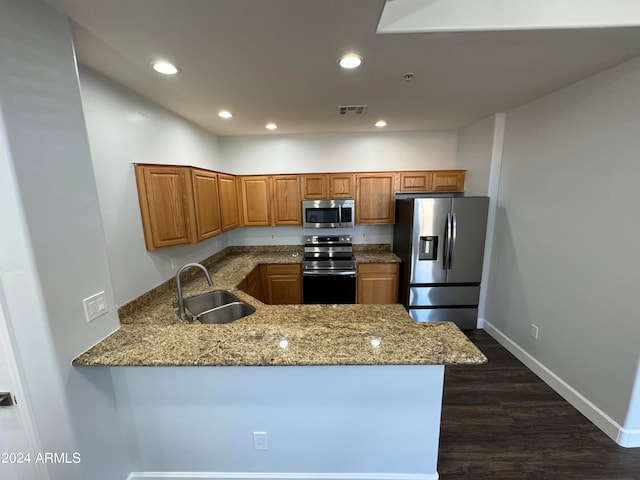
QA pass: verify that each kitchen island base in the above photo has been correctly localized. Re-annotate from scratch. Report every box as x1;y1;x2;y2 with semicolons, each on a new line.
112;364;444;480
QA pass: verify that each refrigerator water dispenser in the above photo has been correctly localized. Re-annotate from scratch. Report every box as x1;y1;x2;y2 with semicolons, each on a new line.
419;236;438;261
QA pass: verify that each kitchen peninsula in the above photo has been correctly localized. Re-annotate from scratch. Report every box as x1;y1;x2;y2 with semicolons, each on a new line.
74;247;486;480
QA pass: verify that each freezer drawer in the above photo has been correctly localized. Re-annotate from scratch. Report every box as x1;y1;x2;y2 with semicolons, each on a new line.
409;285;480;307
409;307;479;330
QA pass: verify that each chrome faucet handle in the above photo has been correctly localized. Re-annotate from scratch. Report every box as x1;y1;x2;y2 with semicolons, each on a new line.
175;262;213;323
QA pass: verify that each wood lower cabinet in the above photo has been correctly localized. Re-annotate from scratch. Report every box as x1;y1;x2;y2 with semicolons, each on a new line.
357;263;399;304
239;264;302;305
218;173;240;232
355;173;396;224
191;169;221;241
265;264;302;304
134;165;196;250
239;265;266;303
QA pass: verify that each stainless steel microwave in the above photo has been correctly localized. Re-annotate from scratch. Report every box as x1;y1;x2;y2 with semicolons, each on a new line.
302;199;354;228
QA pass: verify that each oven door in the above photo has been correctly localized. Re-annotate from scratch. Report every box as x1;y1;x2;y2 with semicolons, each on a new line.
302;271;356;304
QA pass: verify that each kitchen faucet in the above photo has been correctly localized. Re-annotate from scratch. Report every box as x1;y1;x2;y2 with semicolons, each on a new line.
176;263;213;322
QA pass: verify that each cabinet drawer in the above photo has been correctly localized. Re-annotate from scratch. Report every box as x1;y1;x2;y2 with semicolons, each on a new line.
358;263;398;274
265;264;301;275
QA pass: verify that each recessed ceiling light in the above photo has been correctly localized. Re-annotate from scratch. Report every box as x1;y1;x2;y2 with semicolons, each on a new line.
265;123;278;130
338;53;363;69
151;61;180;75
218;110;233;119
375;120;388;128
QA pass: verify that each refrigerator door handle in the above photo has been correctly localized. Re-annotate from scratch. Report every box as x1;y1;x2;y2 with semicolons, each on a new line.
449;212;457;269
443;213;451;270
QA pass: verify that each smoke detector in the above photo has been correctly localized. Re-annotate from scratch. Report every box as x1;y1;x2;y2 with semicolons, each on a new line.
337;105;368;116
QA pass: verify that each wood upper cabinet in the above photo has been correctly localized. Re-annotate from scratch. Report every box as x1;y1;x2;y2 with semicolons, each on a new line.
355;172;396;224
134;164;196;250
217;173;240;231
191;169;221;241
357;263;399;304
398;171;432;192
431;170;466;192
302;173;355;199
397;170;465;193
239;176;271;226
270;175;302;225
329;173;355;198
302;174;328;199
240;175;302;226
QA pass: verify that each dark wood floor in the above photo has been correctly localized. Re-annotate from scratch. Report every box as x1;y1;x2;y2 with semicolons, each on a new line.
438;330;640;480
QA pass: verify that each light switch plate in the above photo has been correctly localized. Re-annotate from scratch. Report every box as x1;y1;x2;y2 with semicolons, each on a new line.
83;291;108;323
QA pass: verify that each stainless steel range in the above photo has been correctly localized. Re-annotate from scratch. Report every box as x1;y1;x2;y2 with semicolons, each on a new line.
302;235;356;304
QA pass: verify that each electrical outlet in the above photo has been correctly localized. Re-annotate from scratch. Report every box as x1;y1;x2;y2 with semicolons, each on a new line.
170;257;177;269
83;291;108;323
530;324;539;340
253;431;268;450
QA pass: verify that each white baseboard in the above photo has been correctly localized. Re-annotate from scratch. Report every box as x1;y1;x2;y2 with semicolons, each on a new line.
476;317;484;329
483;320;639;448
617;428;640;448
127;473;438;480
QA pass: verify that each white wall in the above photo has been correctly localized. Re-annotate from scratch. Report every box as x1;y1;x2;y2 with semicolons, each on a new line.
456;115;495;196
113;365;444;478
0;0;130;477
220;130;458;174
457;114;506;328
79;68;229;306
484;56;640;446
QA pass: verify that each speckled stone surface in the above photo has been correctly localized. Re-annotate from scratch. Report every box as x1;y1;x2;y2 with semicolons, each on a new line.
74;248;486;367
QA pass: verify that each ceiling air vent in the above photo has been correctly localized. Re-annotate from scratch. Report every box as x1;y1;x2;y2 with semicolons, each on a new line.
337;105;368;116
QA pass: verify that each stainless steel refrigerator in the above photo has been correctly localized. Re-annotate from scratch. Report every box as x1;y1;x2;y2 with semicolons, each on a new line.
393;196;489;330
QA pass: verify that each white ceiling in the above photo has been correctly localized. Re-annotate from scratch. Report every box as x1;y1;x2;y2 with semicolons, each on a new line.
46;0;640;136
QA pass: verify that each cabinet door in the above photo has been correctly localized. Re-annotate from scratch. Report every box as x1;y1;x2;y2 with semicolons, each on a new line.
355;173;396;224
265;264;302;304
134;165;195;250
398;172;431;192
218;173;240;231
240;176;271;226
271;175;302;225
302;174;328;199
191;169;221;241
357;263;399;304
431;170;465;192
329;173;355;198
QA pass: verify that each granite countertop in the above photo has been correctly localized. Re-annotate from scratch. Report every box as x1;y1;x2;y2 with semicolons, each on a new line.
74;247;487;367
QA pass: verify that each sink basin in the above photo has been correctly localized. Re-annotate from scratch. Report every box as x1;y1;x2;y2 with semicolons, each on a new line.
183;290;240;315
195;302;256;324
180;290;255;324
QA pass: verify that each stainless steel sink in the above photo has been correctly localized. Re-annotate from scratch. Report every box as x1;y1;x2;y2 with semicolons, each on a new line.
195;301;256;324
180;290;255;324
